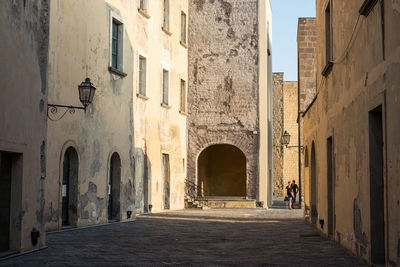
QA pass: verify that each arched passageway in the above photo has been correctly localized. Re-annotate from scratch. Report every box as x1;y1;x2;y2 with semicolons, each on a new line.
61;147;79;227
108;153;121;221
198;144;246;197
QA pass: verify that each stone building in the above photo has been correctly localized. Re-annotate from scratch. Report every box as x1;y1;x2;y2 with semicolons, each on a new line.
272;74;299;197
45;0;188;231
272;73;284;196
187;0;273;207
0;0;49;253
301;0;400;265
297;17;317;208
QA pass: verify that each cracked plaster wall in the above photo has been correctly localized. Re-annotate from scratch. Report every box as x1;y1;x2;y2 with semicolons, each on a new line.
0;0;49;251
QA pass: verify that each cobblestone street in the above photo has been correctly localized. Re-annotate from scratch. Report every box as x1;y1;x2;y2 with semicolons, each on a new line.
0;208;365;266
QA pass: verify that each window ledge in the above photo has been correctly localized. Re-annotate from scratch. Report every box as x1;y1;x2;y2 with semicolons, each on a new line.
108;66;127;77
180;41;188;49
162;27;172;36
322;61;334;77
138;9;150;19
137;93;149;100
179;110;188;116
161;103;171;109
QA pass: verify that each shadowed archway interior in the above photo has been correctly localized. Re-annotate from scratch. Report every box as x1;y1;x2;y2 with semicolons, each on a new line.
198;144;246;197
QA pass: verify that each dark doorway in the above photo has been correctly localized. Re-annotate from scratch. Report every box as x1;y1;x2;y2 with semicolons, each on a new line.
143;154;149;213
108;153;121;221
0;152;12;252
61;147;79;227
327;137;334;237
162;154;170;210
310;142;317;224
369;106;385;264
198;144;246;197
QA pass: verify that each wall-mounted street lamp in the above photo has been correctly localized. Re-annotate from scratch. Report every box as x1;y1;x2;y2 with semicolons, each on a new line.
48;78;96;121
281;130;291;147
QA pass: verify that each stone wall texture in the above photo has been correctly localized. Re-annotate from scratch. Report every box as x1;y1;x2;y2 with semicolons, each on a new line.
188;0;260;199
272;74;299;197
272;73;284;197
297;17;316;205
282;81;299;191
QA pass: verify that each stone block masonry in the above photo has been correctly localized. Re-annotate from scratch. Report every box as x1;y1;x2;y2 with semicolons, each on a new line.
188;0;261;199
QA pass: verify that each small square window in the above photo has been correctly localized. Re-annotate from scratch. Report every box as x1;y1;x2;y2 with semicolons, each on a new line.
138;56;147;96
162;69;169;105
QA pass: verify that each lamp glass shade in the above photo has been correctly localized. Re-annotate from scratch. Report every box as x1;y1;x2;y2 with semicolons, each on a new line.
78;78;96;107
282;131;291;146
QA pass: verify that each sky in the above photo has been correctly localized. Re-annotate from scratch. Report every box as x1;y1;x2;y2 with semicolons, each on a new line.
271;0;316;81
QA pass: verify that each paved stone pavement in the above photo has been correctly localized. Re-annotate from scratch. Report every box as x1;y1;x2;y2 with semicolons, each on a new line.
0;208;366;266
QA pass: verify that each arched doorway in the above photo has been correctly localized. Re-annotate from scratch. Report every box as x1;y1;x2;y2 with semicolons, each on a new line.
198;144;246;197
108;153;121;221
310;142;317;223
61;147;79;227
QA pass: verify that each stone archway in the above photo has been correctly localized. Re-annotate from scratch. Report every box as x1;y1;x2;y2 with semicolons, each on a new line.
198;144;246;197
61;147;79;227
108;153;121;221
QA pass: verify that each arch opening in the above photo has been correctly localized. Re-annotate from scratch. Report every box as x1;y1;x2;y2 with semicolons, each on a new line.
61;147;79;227
108;153;121;221
198;144;246;197
310;142;317;223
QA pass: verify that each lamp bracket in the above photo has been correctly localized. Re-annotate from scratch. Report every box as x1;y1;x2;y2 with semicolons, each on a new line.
47;104;86;121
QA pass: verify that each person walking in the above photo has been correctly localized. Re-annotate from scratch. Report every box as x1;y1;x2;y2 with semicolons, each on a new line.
285;181;293;209
291;180;299;209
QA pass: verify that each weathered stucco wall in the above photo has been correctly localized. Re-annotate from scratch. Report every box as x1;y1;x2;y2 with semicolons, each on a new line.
302;0;400;264
187;0;272;203
133;0;188;213
45;0;188;230
0;0;49;251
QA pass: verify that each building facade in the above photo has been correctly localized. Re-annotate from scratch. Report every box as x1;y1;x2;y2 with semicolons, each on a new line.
187;0;273;207
0;0;49;253
272;74;299;197
45;0;188;231
302;0;400;265
297;17;317;210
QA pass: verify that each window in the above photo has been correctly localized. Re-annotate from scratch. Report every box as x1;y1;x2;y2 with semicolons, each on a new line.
140;0;147;11
109;12;126;76
138;55;147;96
111;21;119;69
163;0;170;31
180;11;187;45
325;1;332;64
162;69;169;105
322;1;333;76
180;79;186;112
